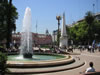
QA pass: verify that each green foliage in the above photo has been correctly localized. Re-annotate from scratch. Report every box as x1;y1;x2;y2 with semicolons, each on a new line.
85;11;95;25
41;45;50;48
68;11;100;45
0;0;18;41
0;52;7;64
0;52;7;75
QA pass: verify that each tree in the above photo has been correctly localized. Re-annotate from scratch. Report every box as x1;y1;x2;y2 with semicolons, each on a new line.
0;0;18;48
92;20;100;42
85;11;95;26
68;11;100;45
0;52;7;75
85;11;95;44
0;0;8;41
69;22;87;44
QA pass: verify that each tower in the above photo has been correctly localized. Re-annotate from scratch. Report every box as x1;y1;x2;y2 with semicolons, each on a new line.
60;13;68;48
45;29;49;35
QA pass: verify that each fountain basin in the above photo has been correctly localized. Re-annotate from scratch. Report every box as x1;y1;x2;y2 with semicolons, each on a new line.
7;54;75;68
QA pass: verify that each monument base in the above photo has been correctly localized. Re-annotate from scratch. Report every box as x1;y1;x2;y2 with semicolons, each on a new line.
60;37;68;49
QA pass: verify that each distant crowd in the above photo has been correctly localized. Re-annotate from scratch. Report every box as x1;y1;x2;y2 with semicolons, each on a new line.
0;42;100;54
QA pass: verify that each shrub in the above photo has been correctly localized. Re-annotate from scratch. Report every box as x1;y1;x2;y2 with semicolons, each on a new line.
0;46;6;53
0;52;7;75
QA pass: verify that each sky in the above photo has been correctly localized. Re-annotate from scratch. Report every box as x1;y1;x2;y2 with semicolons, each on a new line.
13;0;100;34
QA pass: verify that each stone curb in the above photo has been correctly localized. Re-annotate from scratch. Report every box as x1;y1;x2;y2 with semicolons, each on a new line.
7;58;85;74
7;55;74;68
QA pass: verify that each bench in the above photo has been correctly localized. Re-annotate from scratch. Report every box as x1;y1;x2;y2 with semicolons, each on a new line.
80;71;100;75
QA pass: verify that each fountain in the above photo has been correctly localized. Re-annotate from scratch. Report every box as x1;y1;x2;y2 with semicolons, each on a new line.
7;7;74;64
20;7;33;58
7;7;71;62
8;7;71;62
6;8;84;74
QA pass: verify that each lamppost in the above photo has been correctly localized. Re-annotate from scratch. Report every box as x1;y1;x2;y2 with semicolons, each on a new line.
56;16;61;47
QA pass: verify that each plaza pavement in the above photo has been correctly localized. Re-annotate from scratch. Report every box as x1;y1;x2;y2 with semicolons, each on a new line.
34;49;100;75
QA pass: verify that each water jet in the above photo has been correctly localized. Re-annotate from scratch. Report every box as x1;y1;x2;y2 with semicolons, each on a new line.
20;7;33;58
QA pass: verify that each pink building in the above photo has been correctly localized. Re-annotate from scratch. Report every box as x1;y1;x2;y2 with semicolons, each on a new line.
12;32;52;46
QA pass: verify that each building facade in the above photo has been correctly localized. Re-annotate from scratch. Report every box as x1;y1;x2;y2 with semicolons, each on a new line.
12;32;52;46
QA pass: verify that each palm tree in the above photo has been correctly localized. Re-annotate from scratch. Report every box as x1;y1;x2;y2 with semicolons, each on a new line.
85;11;95;26
85;11;95;44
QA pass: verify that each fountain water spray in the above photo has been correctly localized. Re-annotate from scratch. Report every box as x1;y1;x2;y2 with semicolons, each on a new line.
20;7;33;58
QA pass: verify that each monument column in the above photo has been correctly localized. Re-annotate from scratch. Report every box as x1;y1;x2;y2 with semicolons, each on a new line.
60;13;68;48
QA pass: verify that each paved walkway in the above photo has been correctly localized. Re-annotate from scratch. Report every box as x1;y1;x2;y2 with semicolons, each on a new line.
34;50;100;75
